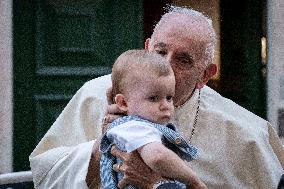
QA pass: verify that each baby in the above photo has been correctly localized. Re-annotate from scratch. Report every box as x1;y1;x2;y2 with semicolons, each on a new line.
100;49;200;189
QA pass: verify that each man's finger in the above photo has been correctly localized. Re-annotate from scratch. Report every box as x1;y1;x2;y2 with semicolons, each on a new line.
113;163;127;174
101;123;108;134
101;114;120;127
101;114;121;134
106;87;113;105
106;104;126;115
107;114;121;123
118;178;128;189
112;164;120;172
111;146;127;161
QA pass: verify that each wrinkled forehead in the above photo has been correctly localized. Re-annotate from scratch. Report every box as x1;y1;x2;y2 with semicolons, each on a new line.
153;13;213;45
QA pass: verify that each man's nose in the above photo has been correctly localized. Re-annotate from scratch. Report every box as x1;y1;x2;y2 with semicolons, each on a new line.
165;52;172;63
166;54;177;72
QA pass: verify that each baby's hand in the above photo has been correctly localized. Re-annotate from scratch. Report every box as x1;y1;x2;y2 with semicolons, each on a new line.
101;87;126;133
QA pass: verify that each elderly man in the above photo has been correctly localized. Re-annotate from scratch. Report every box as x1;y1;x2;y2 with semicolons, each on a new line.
30;6;284;189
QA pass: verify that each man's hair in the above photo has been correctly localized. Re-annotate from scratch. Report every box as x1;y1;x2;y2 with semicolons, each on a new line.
112;49;172;97
151;5;217;66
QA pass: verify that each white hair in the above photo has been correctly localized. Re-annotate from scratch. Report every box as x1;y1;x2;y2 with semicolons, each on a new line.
150;5;217;66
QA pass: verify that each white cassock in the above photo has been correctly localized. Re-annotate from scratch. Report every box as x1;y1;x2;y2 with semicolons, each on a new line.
29;74;284;189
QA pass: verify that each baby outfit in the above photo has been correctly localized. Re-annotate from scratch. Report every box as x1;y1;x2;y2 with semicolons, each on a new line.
100;115;198;189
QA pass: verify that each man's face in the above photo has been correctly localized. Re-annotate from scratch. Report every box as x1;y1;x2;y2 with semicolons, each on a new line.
148;17;209;106
125;72;175;124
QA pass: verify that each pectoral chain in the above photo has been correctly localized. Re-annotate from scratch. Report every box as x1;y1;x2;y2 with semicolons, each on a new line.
189;90;201;142
174;89;201;143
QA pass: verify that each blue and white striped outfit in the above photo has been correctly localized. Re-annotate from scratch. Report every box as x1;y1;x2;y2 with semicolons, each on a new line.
100;115;198;189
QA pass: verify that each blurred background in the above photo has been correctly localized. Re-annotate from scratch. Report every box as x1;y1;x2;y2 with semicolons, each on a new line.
1;0;284;188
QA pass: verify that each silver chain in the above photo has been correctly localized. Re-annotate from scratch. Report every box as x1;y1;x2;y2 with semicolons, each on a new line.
189;90;201;143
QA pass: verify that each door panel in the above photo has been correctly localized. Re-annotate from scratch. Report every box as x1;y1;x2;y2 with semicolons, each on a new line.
13;0;143;173
220;0;265;118
36;0;115;75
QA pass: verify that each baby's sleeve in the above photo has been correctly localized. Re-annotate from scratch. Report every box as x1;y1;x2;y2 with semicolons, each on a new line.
106;120;163;153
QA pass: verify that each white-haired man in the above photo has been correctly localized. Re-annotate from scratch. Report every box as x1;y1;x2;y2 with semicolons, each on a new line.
30;6;284;189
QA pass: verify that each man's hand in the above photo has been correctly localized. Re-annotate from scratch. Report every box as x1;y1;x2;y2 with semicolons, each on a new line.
86;138;102;187
101;87;126;133
111;147;162;189
189;181;208;189
86;87;125;186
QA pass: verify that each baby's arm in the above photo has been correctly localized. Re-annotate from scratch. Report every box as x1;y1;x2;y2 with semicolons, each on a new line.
138;142;206;189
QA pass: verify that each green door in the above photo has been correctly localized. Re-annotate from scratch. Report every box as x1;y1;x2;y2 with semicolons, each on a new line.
13;0;143;173
220;0;266;118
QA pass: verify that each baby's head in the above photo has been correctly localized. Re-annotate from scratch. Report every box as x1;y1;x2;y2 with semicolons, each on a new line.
112;49;175;124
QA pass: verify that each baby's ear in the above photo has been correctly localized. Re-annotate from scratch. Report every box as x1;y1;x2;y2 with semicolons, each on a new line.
114;94;128;112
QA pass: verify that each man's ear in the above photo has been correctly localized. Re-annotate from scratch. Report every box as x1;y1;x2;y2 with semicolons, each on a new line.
145;38;150;50
196;64;217;89
114;94;128;112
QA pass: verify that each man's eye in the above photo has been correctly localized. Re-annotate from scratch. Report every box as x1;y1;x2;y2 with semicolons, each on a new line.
166;96;173;101
180;59;190;64
155;49;167;56
177;57;192;65
175;54;194;68
148;96;159;102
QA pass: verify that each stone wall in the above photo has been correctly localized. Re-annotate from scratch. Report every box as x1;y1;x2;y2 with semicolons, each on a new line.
0;0;13;173
267;0;284;142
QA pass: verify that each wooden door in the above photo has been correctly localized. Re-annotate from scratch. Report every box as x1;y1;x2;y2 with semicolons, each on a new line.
13;0;143;173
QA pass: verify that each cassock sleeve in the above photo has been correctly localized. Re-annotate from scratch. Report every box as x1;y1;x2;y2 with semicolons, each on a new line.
35;141;95;189
29;76;111;188
268;123;284;168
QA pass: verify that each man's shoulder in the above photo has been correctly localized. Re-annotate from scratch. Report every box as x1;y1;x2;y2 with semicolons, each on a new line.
201;86;268;125
79;74;112;95
67;74;112;105
83;74;112;90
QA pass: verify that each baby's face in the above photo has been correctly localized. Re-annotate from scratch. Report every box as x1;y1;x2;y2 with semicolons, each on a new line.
125;72;175;124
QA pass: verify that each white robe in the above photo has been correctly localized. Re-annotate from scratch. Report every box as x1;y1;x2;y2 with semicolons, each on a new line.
29;74;284;189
